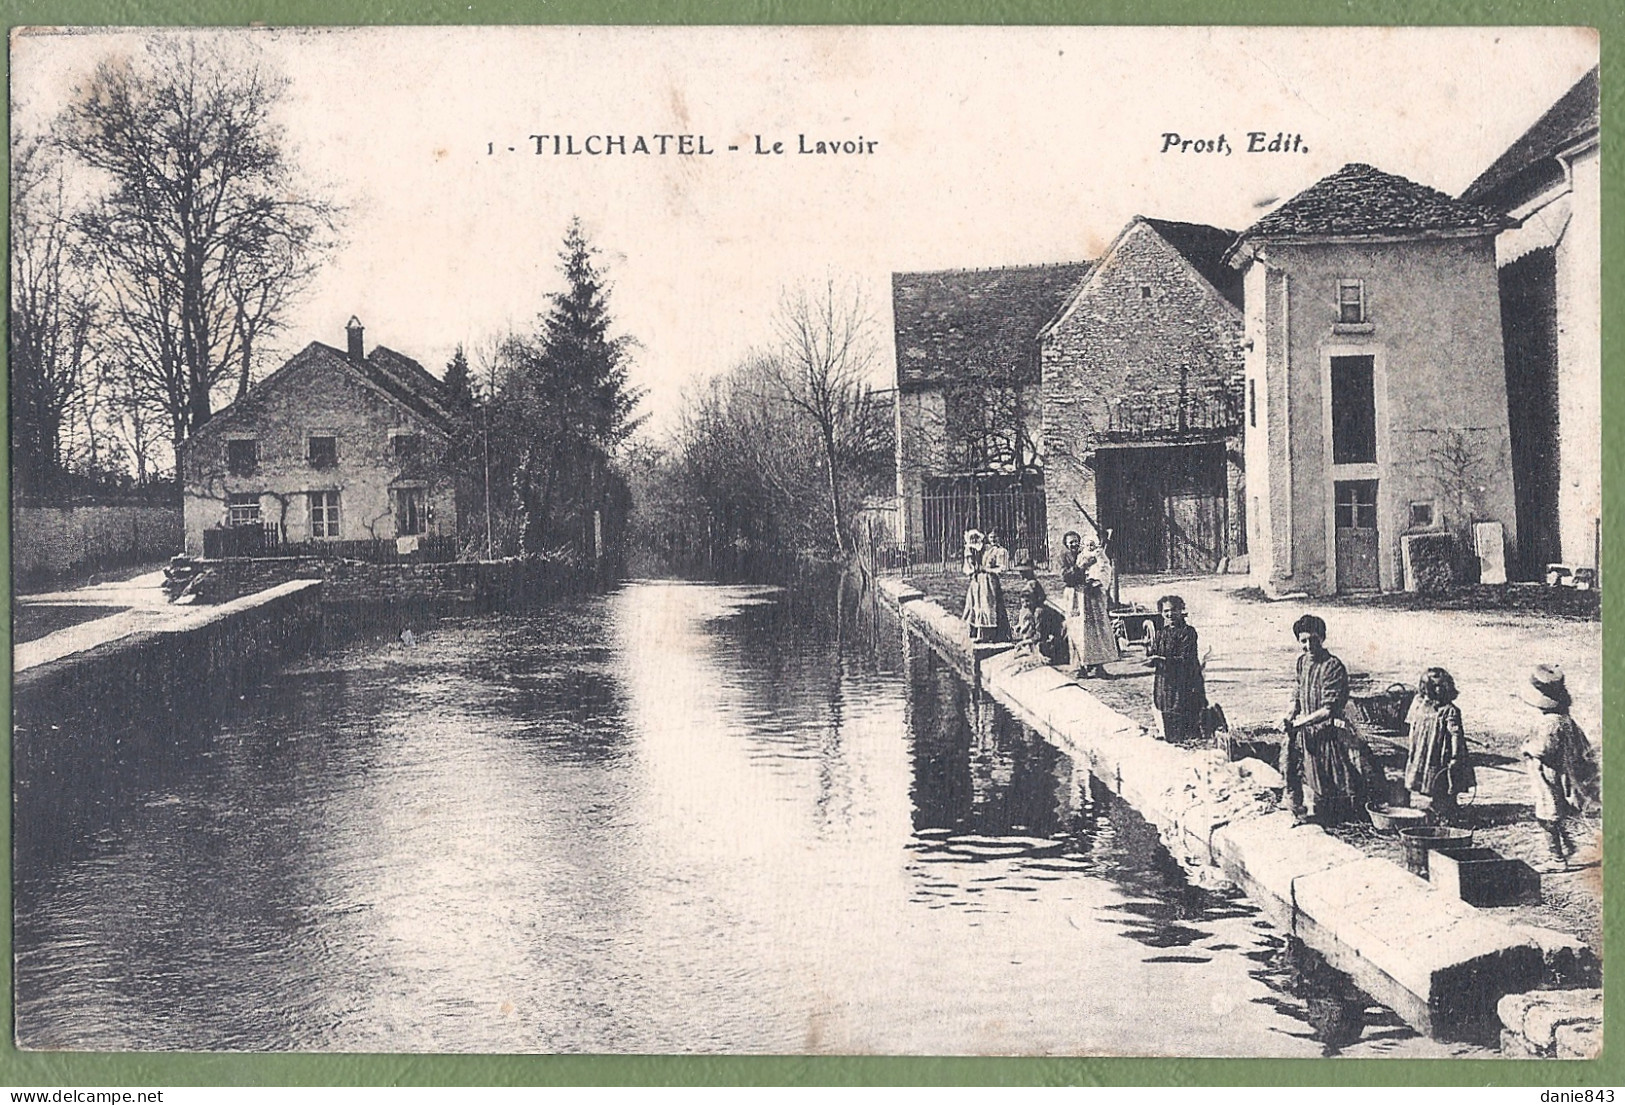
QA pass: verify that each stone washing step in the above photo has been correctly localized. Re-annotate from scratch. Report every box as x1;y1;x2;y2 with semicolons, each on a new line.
875;576;1587;1045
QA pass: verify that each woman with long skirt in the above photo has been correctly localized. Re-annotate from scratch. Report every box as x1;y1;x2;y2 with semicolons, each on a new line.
961;529;1008;643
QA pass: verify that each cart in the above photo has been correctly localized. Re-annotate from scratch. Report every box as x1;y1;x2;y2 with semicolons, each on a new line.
1109;604;1162;652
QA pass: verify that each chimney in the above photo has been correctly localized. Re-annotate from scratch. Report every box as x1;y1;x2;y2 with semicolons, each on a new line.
345;316;364;362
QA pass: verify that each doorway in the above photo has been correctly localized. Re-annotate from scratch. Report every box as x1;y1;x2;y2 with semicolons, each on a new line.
1334;479;1379;591
1096;444;1228;573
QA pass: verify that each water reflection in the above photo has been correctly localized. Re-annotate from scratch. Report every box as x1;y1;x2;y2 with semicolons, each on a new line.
895;624;1473;1057
14;580;1483;1057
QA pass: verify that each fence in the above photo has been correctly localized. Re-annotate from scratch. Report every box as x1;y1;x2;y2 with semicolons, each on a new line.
917;484;1049;566
202;525;459;563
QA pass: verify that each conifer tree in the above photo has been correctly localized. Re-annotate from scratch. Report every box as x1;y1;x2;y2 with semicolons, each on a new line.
442;344;477;412
494;219;643;558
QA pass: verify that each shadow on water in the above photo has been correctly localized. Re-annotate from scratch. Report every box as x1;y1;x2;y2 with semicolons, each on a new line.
891;592;1419;1056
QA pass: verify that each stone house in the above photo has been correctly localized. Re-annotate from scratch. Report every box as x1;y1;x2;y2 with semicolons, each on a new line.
180;319;462;556
1227;163;1518;595
1461;66;1599;578
892;262;1091;561
1039;217;1246;574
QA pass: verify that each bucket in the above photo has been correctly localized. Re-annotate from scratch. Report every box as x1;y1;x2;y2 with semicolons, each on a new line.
1398;826;1474;878
1366;802;1430;835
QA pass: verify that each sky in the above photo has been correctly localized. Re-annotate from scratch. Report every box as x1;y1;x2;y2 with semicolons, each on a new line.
11;25;1599;437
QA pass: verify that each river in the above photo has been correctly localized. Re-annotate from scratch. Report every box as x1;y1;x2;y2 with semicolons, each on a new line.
13;580;1484;1056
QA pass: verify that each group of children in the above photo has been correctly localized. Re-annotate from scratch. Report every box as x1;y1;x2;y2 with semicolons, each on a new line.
965;539;1600;873
1271;610;1597;872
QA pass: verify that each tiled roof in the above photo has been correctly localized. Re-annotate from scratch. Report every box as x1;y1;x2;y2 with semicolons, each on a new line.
892;262;1092;388
1140;217;1243;308
1234;163;1504;247
197;341;459;439
1461;66;1599;207
364;345;458;430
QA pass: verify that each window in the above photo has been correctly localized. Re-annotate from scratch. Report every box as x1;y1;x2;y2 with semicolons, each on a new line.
393;487;427;536
1330;355;1377;464
226;439;259;476
308;435;337;469
227;493;262;527
1139;285;1153;301
1247;378;1257;428
309;491;341;538
1335;481;1378;530
1409;501;1436;529
392;433;421;462
1337;279;1366;324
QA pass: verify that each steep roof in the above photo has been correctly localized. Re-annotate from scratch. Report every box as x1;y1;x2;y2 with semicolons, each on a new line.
364;345;458;429
1461;66;1599;208
1231;163;1504;253
892;262;1092;389
193;340;458;442
1140;217;1243;308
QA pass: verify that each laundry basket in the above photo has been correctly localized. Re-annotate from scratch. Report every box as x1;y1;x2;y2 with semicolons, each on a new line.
1347;682;1416;744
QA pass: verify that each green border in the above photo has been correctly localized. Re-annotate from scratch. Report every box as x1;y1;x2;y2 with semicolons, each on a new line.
1;0;1619;1088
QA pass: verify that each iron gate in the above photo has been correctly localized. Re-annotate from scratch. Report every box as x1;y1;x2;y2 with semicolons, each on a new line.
919;480;1048;564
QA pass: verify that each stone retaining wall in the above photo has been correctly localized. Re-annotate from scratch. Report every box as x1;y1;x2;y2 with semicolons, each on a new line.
876;576;1598;1052
14;580;325;730
193;556;598;612
13;580;326;871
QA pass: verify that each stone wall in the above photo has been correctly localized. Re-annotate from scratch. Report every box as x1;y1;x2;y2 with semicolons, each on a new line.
894;387;942;550
13;580;324;870
12;503;184;581
1041;220;1245;558
194;556;598;612
14;579;324;735
1553;146;1601;570
876;577;1592;1046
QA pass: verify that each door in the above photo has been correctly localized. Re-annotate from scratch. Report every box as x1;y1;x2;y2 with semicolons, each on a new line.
1116;458;1169;572
393;487;427;536
1167;491;1223;571
1334;480;1379;591
1166;445;1226;572
1098;445;1227;573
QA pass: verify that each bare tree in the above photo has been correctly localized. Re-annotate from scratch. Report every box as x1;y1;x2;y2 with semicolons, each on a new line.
94;358;170;485
9;135;96;497
764;280;880;557
60;35;339;450
1425;427;1492;531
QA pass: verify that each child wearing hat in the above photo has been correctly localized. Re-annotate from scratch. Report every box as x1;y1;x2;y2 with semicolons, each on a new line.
1517;664;1599;871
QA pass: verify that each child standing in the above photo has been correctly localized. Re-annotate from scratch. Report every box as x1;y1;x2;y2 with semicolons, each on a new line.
1146;595;1204;742
1402;667;1474;816
1517;664;1598;872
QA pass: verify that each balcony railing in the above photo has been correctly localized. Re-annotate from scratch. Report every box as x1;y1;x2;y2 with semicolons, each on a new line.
1103;382;1244;442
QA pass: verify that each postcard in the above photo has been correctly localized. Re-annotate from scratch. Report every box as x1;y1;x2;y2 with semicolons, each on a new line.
8;24;1602;1061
